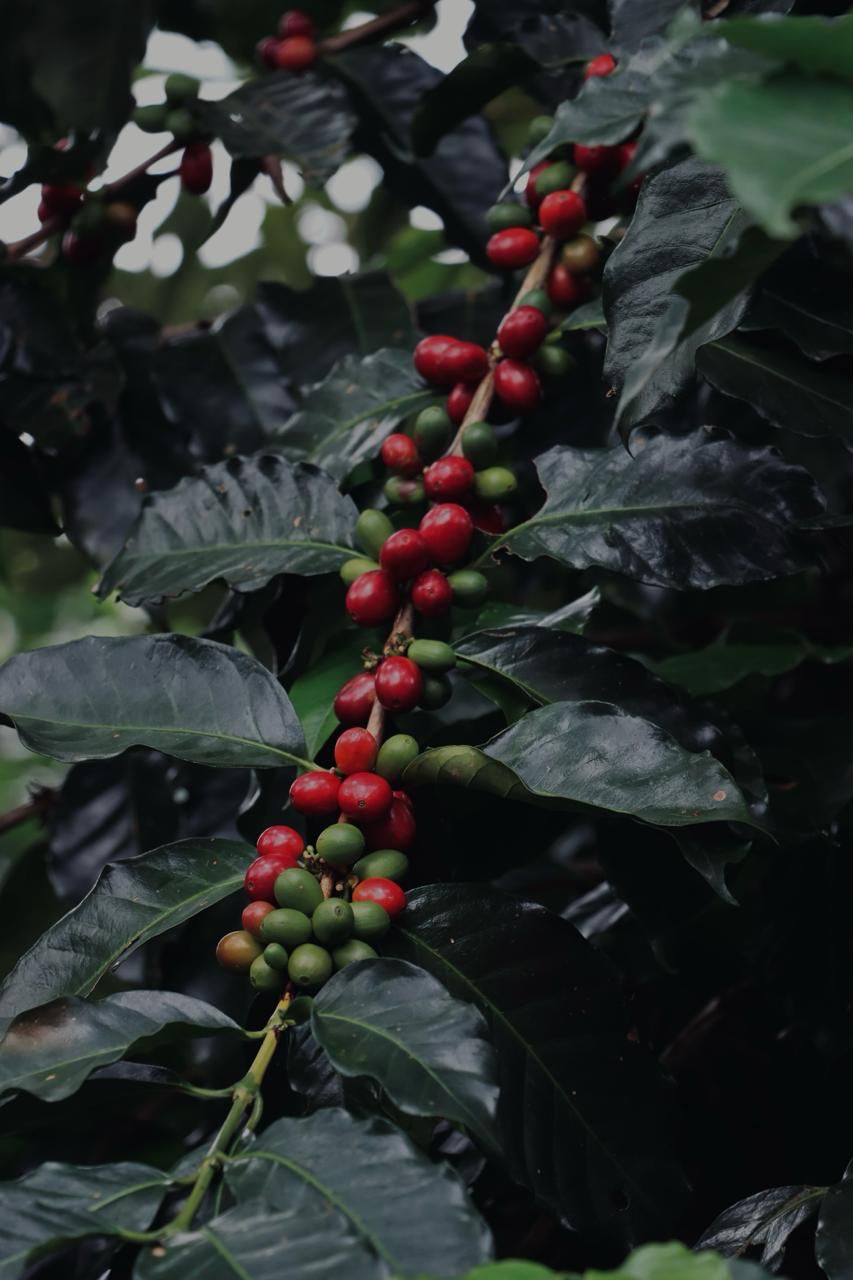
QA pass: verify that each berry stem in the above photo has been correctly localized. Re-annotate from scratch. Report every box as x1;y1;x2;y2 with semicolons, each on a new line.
320;0;436;53
366;601;415;745
0;789;55;834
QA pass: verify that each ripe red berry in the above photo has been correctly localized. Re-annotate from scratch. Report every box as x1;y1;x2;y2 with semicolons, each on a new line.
180;143;213;195
255;35;281;68
379;529;430;580
375;656;424;712
364;798;416;851
547;262;585;310
494;359;542;415
442;341;489;385
411;568;454;617
62;231;100;264
486;227;541;270
245;854;295;903
423;456;475;501
394;788;414;810
334;727;378;775
574;144;618;174
447;382;475;425
345;569;399;626
339;771;393;823
413;334;455;385
242;900;275;938
352;876;407;918
334;671;376;725
289;770;342;816
617;141;638;172
256;825;304;861
584;53;616;79
419;503;473;563
497;305;548;359
380;433;421;476
469;502;506;534
538;190;587;238
40;184;83;217
275;35;317;70
526;161;552;210
278;9;315;37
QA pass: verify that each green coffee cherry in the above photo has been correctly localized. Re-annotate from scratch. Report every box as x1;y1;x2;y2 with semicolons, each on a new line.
519;287;554;316
527;114;555;145
288;942;333;990
287;995;314;1025
355;509;394;559
407;639;456;672
414;406;452;460
351;900;391;941
165;73;200;105
312;898;355;946
534;161;575;198
535;345;576;378
263;942;289;971
474;466;518;502
250;955;281;991
133;103;170;133
340;557;379;586
419;673;453;709
274;867;324;914
354;849;409;882
384;475;426;507
261;907;312;949
448;569;489;608
485;202;533;232
461;421;499;470
375;733;420;782
165;107;196;142
316;823;365;867
332;939;378;969
73;201;107;236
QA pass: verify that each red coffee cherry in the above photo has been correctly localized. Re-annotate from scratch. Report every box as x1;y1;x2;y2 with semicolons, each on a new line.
255;35;281;68
442;341;489;385
379;529;430;580
447;383;475;426
394;788;414;810
574;144;618;174
538;190;587;238
486;227;541;269
278;9;315;37
411;568;453;617
345;569;399;626
40;184;83;217
413;334;455;385
497;305;548;359
339;771;393;823
242;900;275;938
419;503;473;563
245;854;296;902
62;231;101;264
334;671;377;725
289;770;342;816
526;161;552;210
180;143;213;195
364;798;416;851
423;456;475;501
334;727;378;775
584;53;616;79
275;35;317;70
375;656;424;712
547;262;586;309
494;359;542;415
380;433;421;477
256;825;304;862
617;141;638;172
352;876;407;919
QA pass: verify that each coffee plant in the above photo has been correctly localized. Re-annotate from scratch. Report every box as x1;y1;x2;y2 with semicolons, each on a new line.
1;0;853;1276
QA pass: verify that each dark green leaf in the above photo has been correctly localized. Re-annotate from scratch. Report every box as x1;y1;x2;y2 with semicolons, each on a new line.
312;958;498;1145
226;1107;492;1277
0;991;239;1099
0;839;251;1020
816;1162;853;1280
288;634;366;760
714;12;853;78
471;587;601;635
0;634;309;768
492;435;823;589
650;629;853;696
384;886;688;1243
0;434;59;536
97;456;356;606
454;1265;563;1280
560;297;606;332
610;0;700;51
744;247;853;361
698;1184;826;1269
411;44;537;157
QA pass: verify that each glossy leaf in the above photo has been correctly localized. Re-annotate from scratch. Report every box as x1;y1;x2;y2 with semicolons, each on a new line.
288;633;366;760
471;587;601;636
493;435;824;590
98;456;356;606
651;629;853;696
384;885;688;1243
610;0;700;51
816;1162;853;1280
714;13;853;79
744;246;853;361
411;43;537;156
312;958;498;1145
226;1107;492;1278
0;838;251;1020
698;1184;826;1269
0;633;309;768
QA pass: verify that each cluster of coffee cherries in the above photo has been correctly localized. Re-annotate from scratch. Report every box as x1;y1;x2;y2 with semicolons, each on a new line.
35;141;140;265
255;9;319;73
133;74;214;196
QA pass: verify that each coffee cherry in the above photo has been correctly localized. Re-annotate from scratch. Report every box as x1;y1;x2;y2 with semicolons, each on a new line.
351;899;392;940
413;334;455;385
497;306;548;360
279;9;315;37
345;569;399;626
574;144;618;174
242;900;275;938
384;475;426;506
419;502;473;562
448;569;489;607
407;638;456;672
375;733;420;782
533;161;575;200
584;53;616;79
312;898;355;945
41;184;83;217
561;234;601;274
62;230;101;264
539;190;586;238
180;143;213;195
414;405;452;459
263;942;290;971
547;262;585;309
527;114;555;145
334;671;376;726
339;771;393;823
256;825;304;861
334;727;378;775
494;359;542;414
460;420;499;469
363;798;416;852
535;345;576;378
486;202;533;231
617;141;638;172
165;107;197;142
133;103;170;132
442;341;489;385
419;673;453;709
165;73;199;105
475;466;518;502
255;35;281;68
261;907;313;948
486;227;541;269
104;201;139;242
288;942;332;989
250;954;282;990
376;656;424;713
217;930;262;973
380;433;421;477
340;556;380;585
316;822;366;867
275;35;317;69
355;508;394;558
379;529;430;580
519;287;554;316
352;876;407;918
447;383;475;426
245;854;296;903
333;939;378;968
423;456;475;501
525;161;552;210
354;849;409;882
289;770;342;816
274;866;325;914
411;568;453;617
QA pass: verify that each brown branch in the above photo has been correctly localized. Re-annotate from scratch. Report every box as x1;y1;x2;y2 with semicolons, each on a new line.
0;788;55;835
319;0;437;54
259;155;291;205
5;217;61;263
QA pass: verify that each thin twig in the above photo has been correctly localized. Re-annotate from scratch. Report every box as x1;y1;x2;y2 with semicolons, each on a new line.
0;790;55;835
320;0;437;54
366;601;415;746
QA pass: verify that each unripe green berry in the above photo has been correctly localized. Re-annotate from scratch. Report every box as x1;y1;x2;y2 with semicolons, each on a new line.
407;639;456;672
448;569;489;608
535;345;576;378
534;160;575;198
375;733;420;782
165;73;200;105
165;107;196;142
316;823;365;867
414;406;452;460
133;103;170;133
518;288;554;316
461;421;499;470
474;466;517;501
274;866;324;914
351;900;391;941
384;475;426;507
312;898;355;945
340;556;380;585
250;954;282;990
354;849;409;882
261;907;312;949
263;942;289;971
288;942;333;990
355;509;394;559
73;201;107;236
332;939;378;969
485;202;533;232
527;114;555;146
419;672;453;709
